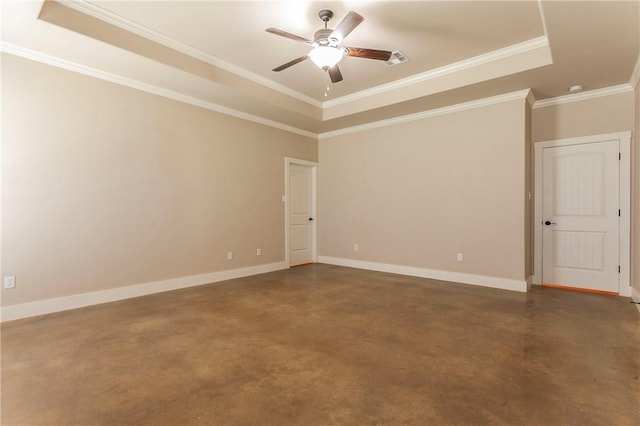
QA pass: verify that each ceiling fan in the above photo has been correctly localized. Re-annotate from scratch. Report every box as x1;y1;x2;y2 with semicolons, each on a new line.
266;9;392;83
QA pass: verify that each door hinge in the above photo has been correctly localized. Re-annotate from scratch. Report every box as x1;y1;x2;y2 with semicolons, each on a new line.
618;265;621;273
619;152;621;160
619;209;621;217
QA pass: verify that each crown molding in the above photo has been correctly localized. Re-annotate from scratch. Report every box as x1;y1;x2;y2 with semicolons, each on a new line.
45;2;552;119
319;89;531;139
532;84;633;109
1;42;317;139
526;90;537;107
630;54;640;88
62;0;323;108
62;1;553;117
0;42;534;142
322;36;549;109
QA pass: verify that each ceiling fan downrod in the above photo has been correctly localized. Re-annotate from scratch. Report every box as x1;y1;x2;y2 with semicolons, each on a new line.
315;10;336;46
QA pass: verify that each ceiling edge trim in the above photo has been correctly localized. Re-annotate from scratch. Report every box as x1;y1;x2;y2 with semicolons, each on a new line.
318;89;531;139
62;0;323;109
0;42;317;139
526;90;537;107
532;84;634;109
630;54;640;88
322;36;549;109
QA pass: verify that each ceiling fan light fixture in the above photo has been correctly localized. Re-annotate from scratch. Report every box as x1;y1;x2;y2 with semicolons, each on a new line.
308;46;344;69
266;9;392;84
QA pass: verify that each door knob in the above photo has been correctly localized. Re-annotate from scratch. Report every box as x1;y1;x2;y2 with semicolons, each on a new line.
544;220;557;226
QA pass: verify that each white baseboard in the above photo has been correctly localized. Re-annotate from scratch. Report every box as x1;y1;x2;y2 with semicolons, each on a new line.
632;286;640;313
1;261;288;322
318;256;528;293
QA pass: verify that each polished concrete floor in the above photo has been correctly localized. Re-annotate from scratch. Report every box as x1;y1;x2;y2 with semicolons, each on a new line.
2;264;639;425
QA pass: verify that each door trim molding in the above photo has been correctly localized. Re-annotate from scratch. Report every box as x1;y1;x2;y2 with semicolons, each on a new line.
533;131;631;296
284;157;318;267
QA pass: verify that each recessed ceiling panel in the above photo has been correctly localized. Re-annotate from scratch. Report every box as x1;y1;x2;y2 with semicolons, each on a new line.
89;1;546;100
2;0;638;136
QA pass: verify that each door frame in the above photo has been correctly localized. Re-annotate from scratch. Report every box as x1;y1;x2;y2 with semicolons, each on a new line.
284;157;318;267
533;131;631;296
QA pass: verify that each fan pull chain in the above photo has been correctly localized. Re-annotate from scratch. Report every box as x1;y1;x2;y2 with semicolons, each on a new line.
324;70;331;97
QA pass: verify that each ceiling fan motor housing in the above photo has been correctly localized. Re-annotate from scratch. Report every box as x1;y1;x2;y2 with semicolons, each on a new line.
316;9;340;46
314;28;338;46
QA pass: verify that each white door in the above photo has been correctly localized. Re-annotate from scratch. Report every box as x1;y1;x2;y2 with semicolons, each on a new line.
542;140;619;293
289;164;314;266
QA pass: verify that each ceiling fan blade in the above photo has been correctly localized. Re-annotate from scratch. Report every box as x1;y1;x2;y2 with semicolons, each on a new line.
272;55;308;72
345;47;392;61
266;28;314;45
329;11;364;43
328;65;343;83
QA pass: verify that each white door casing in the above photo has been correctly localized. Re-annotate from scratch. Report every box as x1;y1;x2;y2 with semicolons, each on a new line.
284;158;318;266
534;132;631;296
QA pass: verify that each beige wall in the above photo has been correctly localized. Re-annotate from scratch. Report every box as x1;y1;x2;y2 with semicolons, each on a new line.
2;49;636;310
532;91;634;143
1;53;317;306
318;99;528;281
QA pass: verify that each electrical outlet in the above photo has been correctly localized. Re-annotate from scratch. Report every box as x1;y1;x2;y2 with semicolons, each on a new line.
457;253;463;262
256;248;262;256
4;276;16;289
353;244;359;252
227;251;233;260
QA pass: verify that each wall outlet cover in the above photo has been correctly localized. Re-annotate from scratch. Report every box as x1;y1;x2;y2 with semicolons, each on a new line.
4;276;16;289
